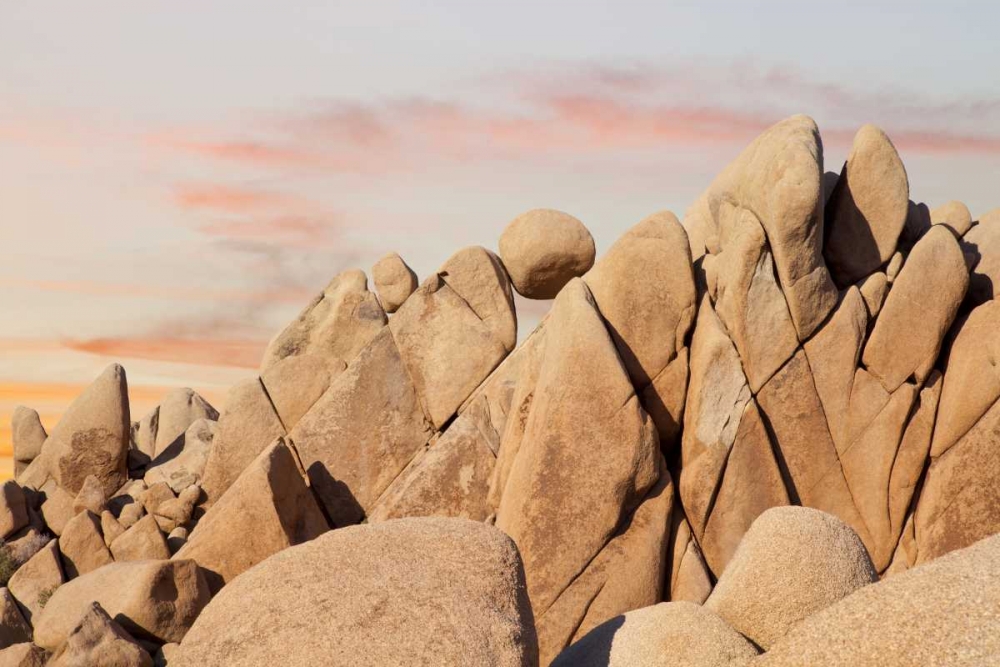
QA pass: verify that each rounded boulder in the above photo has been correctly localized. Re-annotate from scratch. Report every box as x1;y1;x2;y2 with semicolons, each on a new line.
499;209;595;299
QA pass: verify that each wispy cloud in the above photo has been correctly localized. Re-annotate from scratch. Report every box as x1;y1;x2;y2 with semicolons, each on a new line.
64;336;264;369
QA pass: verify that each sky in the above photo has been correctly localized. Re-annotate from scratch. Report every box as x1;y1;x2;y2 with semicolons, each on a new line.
2;1;999;471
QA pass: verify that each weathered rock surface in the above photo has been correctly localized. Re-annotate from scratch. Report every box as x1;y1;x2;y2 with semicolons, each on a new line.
58;512;113;579
10;408;45;478
0;589;31;649
8;540;63;623
758;534;1000;666
705;507;877;650
499;208;595;299
46;602;152;667
931;199;973;235
0;484;27;540
171;518;538;667
0;643;46;667
552;601;758;667
110;515;170;562
33;559;210;649
371;251;418;312
173;439;327;593
144;419;215;494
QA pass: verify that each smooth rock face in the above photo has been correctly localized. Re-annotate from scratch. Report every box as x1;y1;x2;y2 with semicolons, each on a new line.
8;540;64;623
32;559;210;649
47;602;152;667
552;601;758;667
260;352;343;430
705;507;877;650
371;251;418;312
171;518;538;667
58;512;113;579
495;280;660;657
45;364;130;497
71;475;106;516
758;534;1000;666
110;515;170;562
824;124;909;286
499;209;596;299
259;269;387;373
149;389;218;460
10;408;46;477
173;439;328;593
862;224;968;392
931;200;973;235
0;643;46;667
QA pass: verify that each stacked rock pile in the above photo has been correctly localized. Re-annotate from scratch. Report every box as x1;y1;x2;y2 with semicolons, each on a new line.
2;114;999;666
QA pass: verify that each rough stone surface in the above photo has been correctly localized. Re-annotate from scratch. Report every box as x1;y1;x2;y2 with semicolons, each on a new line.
499;208;596;299
47;602;152;667
171;518;537;667
758;534;1000;666
71;475;106;516
705;507;877;650
10;408;46;477
110;515;170;562
260;353;343;431
824;124;909;286
150;388;218;460
173;439;328;593
0;644;46;667
58;512;113;580
371;251;418;312
144;419;216;494
0;484;27;541
8;540;64;624
45;364;130;497
32;559;210;649
931;200;973;235
551;602;758;667
0;589;31;650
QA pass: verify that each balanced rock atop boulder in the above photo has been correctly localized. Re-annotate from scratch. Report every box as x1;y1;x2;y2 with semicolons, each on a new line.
705;506;877;650
499;208;596;299
171;518;538;667
10;407;46;477
758;533;1000;666
552;601;758;667
931;199;973;235
36;364;130;497
824;123;909;286
371;251;417;313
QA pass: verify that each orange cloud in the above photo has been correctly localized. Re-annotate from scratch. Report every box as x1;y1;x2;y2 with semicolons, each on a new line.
64;336;265;369
174;184;306;213
0;278;311;304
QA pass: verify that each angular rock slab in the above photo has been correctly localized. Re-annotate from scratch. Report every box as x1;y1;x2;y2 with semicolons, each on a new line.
757;533;1000;666
33;559;210;649
496;279;659;619
171;518;538;667
173;439;328;593
8;540;63;624
46;602;152;667
823;124;909;286
551;601;758;667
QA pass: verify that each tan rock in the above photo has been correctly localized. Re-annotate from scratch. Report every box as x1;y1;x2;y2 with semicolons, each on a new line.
110;515;170;562
0;484;27;541
551;601;758;667
45;364;130;497
117;502;145;530
59;512;113;579
132;406;158;463
260;269;386;373
679;298;751;540
705;115;836;338
260;352;344;431
150;389;217;460
166;527;187;555
10;408;45;478
668;516;713;604
534;467;673;664
288;328;434;525
71;475;106;516
39;486;74;537
100;511;124;548
371;251;418;312
824;124;909;286
962;208;1000;305
931;199;973;235
705;507;876;650
0;643;46;667
700;400;790;576
173;439;327;593
33;559;209;649
862;224;968;392
47;602;152;667
198;378;284;505
141;482;174;517
757;533;1000;666
8;540;63;623
144;419;215;494
499;208;595;299
389;247;516;429
0;589;31;649
584;211;696;443
171;518;536;667
857;270;889;318
495;280;659;625
154;643;179;667
886;251;904;281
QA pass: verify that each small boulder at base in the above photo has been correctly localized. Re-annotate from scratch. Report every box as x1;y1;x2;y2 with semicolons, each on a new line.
371;252;418;313
46;602;152;667
171;518;537;667
32;559;210;650
499;209;596;299
551;601;758;667
0;643;46;667
705;506;877;650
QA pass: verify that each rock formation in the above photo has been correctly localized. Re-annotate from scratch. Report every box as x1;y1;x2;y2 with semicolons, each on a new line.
4;114;1000;665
